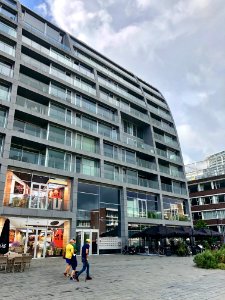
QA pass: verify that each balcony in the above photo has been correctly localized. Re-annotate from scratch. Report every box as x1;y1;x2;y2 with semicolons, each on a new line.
0;40;15;56
161;183;187;195
146;94;167;109
0;62;13;77
0;85;10;102
16;95;48;115
77;164;100;177
98;77;144;106
0;21;17;37
13;121;47;140
159;165;185;179
2;0;17;8
74;78;96;96
156;148;182;164
23;22;70;52
154;133;179;148
148;105;172;121
152;118;176;134
21;54;49;74
138;178;159;189
20;73;49;94
122;135;155;154
73;64;95;80
9;147;45;166
137;159;157;171
22;36;49;56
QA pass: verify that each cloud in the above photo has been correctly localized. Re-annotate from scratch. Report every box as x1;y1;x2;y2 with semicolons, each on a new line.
33;0;225;164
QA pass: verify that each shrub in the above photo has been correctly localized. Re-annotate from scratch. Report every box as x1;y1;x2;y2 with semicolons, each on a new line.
218;263;225;270
193;250;217;269
176;241;188;256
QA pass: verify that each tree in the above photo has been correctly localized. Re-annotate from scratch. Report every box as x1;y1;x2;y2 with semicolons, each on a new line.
194;219;208;229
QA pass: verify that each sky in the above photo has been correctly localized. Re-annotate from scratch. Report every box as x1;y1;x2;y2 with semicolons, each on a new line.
19;0;225;165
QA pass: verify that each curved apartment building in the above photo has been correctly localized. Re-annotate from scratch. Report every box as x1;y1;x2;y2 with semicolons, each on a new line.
0;0;192;257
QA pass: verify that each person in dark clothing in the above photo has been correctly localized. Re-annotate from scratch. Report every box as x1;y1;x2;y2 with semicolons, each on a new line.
75;239;92;281
70;240;78;281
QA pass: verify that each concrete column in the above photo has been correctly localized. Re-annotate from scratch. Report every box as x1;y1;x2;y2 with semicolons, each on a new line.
120;186;128;248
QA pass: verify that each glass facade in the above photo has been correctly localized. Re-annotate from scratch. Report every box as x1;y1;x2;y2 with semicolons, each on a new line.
127;190;161;219
3;169;71;211
77;182;121;252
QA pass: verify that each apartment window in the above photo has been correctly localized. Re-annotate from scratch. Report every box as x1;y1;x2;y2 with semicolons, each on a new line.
123;120;143;139
0;107;7;128
104;163;119;181
122;149;136;165
48;124;65;144
47;149;71;171
0;6;17;21
0;82;10;101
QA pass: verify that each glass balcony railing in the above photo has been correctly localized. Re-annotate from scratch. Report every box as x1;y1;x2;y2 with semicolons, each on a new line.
156;148;182;164
152;119;176;134
74;48;135;83
98;77;144;106
47;158;71;171
149;105;172;121
159;165;185;179
77;164;100;177
0;115;7;128
9;147;45;166
20;73;49;94
22;36;49;56
0;8;17;21
161;183;187;195
50;67;73;85
122;135;155;154
154;133;179;148
24;22;70;52
0;41;15;56
138;178;159;189
16;95;48;115
74;79;96;96
0;87;10;102
146;94;167;108
21;54;50;73
73;64;95;79
3;0;17;8
13;122;47;140
0;63;13;77
0;21;17;37
50;49;73;68
137;159;157;171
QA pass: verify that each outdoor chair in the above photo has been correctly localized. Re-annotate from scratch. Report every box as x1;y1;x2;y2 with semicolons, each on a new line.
0;256;8;273
12;256;23;273
22;255;32;271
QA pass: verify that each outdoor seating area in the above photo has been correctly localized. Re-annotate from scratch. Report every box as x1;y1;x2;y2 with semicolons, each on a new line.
0;253;32;273
129;225;222;256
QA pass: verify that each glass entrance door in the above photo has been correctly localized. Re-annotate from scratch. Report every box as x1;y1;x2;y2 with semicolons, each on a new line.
24;227;47;258
75;229;99;255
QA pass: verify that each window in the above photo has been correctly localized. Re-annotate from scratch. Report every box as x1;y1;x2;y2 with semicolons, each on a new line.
48;124;65;144
0;82;10;101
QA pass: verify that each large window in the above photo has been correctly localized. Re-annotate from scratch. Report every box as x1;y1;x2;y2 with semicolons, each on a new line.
163;196;190;221
127;191;161;219
77;182;121;242
0;82;10;101
3;169;71;211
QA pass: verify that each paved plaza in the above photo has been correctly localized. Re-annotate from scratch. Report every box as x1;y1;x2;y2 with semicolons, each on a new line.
1;254;225;300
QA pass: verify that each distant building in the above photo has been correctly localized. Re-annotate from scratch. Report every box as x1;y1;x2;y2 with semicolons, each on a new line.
186;151;225;233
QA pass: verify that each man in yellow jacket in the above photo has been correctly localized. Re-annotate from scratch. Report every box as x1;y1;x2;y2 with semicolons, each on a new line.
64;239;75;277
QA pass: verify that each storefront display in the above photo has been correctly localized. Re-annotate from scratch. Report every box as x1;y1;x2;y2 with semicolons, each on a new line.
3;169;71;211
2;217;68;258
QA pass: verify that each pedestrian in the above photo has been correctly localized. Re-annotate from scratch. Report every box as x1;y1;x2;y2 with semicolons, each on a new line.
75;239;92;281
70;240;78;281
64;239;75;277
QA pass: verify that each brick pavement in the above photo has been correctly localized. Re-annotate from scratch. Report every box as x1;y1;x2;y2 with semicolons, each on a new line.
0;254;225;300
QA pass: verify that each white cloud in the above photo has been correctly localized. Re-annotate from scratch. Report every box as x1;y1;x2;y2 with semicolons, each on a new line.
33;0;225;164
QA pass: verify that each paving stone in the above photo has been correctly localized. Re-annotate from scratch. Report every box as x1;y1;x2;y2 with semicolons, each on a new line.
1;255;225;299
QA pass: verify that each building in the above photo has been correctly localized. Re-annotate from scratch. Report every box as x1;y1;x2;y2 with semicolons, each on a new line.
186;151;225;234
0;0;191;257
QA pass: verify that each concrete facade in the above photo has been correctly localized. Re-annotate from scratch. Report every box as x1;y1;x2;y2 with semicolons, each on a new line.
0;0;192;255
